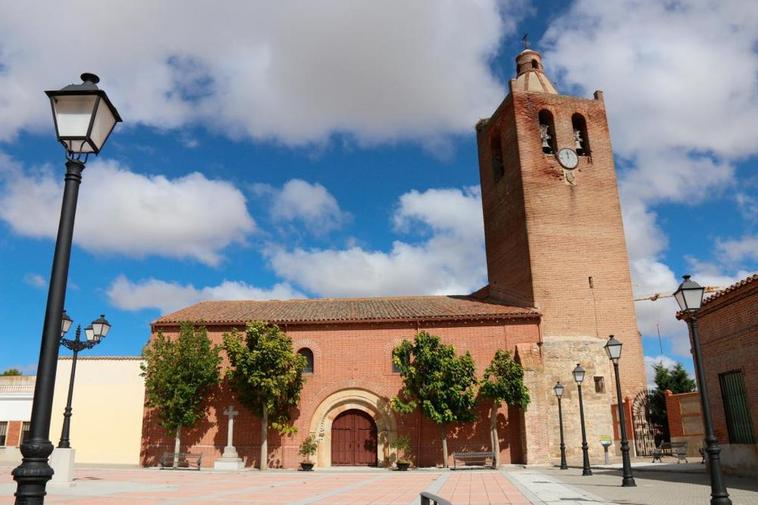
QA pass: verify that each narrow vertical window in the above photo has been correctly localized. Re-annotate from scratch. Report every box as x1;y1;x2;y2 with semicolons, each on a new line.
538;110;556;154
20;422;30;445
572;113;590;156
491;132;504;182
719;370;755;444
298;348;314;374
594;376;605;394
0;422;7;446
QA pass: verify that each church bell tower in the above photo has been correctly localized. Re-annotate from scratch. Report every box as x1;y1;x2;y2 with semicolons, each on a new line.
475;48;646;462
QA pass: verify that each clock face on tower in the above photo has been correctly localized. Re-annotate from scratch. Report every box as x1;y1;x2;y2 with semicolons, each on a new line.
556;148;578;170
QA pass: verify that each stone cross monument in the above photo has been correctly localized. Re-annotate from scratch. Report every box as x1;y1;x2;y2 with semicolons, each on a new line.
214;405;244;470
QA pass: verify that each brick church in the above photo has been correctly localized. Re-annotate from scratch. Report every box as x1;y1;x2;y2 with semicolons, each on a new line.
141;48;646;468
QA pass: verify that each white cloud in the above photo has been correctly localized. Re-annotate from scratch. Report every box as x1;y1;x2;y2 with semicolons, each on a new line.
0;1;527;146
107;275;303;314
543;1;758;159
0;154;255;265
253;179;349;233
644;355;679;386
393;186;484;242
23;273;46;289
543;0;758;352
268;186;486;296
715;235;758;264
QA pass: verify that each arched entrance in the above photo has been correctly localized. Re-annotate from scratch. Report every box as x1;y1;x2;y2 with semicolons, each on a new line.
308;388;398;467
331;409;377;466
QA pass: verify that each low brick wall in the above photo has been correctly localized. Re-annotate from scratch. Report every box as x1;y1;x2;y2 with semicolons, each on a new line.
665;390;703;456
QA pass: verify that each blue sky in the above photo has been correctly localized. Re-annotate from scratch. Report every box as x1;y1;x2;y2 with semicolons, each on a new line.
0;1;756;382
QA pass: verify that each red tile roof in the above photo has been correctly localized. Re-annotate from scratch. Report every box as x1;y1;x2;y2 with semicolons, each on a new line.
702;273;758;306
153;295;539;327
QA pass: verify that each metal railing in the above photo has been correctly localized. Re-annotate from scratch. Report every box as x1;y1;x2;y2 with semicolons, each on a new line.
420;492;452;505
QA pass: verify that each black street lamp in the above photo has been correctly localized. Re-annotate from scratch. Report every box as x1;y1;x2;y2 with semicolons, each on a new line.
57;313;110;449
674;275;732;505
573;363;592;476
12;74;120;505
604;335;636;487
553;381;568;470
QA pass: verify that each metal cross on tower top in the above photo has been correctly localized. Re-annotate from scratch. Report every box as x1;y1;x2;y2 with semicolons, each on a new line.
522;33;529;50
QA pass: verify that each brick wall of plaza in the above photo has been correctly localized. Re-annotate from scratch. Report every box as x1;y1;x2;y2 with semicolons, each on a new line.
688;274;757;475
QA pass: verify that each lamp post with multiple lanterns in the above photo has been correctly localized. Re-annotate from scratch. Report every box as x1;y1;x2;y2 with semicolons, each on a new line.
12;73;121;505
573;363;592;476
553;381;568;470
673;275;731;505
57;312;110;449
604;335;636;487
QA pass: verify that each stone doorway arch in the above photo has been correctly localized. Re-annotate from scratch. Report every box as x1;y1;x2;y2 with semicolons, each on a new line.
308;388;397;467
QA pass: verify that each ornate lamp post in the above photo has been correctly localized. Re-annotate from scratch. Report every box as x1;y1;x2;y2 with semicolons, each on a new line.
604;335;636;487
553;381;568;469
573;363;592;476
12;74;121;505
57;313;110;449
674;275;731;505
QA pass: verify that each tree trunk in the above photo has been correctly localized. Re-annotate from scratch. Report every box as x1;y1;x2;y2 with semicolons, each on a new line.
439;424;448;468
490;401;500;467
173;425;181;468
260;406;268;470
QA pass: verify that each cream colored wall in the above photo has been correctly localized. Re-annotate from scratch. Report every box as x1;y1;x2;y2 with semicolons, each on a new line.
50;357;144;465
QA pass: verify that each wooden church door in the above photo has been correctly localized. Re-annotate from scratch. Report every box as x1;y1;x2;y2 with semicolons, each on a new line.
331;409;377;466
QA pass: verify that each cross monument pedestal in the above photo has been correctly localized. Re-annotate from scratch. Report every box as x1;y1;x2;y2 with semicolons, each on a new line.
214;406;245;470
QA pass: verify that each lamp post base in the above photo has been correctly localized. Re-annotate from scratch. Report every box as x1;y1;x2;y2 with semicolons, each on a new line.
49;448;76;487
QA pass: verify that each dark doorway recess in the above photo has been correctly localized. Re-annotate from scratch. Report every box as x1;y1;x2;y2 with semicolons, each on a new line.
331;409;377;466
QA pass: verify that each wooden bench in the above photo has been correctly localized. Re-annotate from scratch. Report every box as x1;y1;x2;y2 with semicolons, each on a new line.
159;451;202;470
651;441;688;464
451;451;495;470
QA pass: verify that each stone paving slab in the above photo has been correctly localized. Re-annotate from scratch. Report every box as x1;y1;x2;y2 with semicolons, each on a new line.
534;465;758;505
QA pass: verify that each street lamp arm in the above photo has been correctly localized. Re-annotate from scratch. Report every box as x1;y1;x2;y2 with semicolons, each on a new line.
59;338;97;352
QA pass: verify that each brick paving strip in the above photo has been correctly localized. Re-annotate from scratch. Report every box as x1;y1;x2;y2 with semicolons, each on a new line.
406;471;450;505
289;473;391;505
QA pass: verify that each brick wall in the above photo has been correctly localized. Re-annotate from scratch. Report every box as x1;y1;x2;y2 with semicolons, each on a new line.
476;83;645;401
664;390;703;456
141;318;541;468
691;277;757;474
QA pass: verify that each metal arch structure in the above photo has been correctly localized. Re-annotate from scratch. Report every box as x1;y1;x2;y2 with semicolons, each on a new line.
631;389;657;457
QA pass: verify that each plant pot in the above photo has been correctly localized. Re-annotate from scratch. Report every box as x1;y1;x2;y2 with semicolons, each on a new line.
396;461;410;471
300;462;314;471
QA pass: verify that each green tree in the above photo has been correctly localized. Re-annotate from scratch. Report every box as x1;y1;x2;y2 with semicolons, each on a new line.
1;368;22;376
223;321;306;470
141;323;221;466
479;350;530;466
650;361;696;442
392;331;478;467
654;362;696;393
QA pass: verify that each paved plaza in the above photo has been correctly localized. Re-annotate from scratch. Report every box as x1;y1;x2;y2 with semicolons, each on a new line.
1;463;757;505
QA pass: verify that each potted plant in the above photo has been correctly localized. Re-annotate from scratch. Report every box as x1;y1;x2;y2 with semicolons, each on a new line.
391;435;412;471
299;435;318;471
